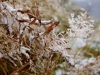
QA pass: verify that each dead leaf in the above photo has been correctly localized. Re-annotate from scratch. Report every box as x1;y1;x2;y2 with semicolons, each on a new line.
43;22;59;34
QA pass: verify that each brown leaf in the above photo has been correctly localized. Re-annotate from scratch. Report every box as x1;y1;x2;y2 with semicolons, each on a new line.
17;19;29;23
36;8;39;17
1;0;4;2
38;18;41;25
43;22;59;34
29;18;37;25
28;13;35;18
28;8;41;25
18;10;30;13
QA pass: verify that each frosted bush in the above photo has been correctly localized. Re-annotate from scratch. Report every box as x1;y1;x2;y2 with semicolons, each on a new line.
68;12;94;38
0;0;99;75
67;12;94;48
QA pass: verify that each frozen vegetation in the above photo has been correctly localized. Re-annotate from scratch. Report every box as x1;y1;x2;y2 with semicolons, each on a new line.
0;0;100;75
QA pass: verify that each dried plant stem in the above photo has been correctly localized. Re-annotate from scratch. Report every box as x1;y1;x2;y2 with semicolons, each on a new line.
44;51;53;75
0;59;7;75
50;53;62;75
10;62;30;75
0;31;18;42
0;65;7;75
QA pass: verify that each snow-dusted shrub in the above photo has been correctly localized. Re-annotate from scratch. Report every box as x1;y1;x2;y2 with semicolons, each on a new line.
0;0;62;74
1;0;99;75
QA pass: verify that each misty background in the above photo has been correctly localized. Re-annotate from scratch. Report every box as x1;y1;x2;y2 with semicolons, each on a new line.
64;0;100;20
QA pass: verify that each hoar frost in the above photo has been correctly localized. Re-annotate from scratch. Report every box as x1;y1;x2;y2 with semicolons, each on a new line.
68;12;94;48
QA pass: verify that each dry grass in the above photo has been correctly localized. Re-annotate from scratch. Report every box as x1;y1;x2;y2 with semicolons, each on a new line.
0;0;100;75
